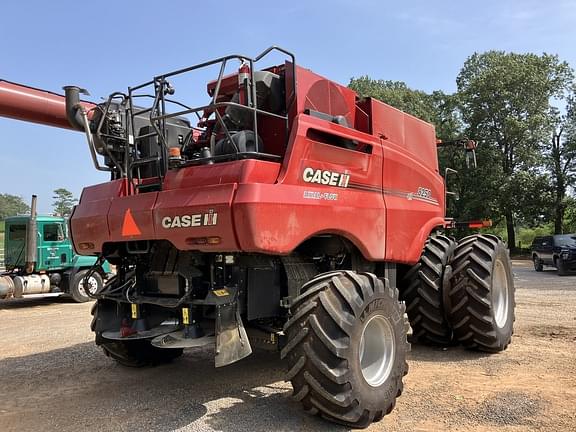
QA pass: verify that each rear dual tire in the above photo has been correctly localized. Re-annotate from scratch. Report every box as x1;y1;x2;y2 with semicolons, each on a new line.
401;234;515;353
282;271;409;428
400;235;456;346
447;234;515;352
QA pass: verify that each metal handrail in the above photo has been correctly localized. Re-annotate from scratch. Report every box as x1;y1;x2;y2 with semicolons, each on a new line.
117;46;296;193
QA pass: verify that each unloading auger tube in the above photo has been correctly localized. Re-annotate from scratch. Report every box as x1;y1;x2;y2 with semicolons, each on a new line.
0;79;95;129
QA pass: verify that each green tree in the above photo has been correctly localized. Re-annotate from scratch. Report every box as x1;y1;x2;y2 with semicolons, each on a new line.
52;188;77;217
564;197;576;233
349;77;436;123
0;193;30;219
548;95;576;233
456;51;574;250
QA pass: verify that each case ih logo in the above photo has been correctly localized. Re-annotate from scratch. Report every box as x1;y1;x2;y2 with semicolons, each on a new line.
161;209;218;229
302;168;350;188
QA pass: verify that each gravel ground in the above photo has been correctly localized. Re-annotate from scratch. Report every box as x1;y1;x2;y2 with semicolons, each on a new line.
0;261;574;432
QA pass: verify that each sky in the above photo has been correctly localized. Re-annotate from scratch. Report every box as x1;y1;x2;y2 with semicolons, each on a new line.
1;0;576;214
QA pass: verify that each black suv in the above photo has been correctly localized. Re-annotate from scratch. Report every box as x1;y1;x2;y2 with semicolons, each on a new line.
531;234;576;275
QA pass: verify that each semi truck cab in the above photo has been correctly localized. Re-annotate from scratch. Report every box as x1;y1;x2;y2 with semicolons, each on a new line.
1;214;109;302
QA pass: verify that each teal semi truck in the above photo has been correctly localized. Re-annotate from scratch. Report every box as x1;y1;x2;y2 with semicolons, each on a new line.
0;196;109;302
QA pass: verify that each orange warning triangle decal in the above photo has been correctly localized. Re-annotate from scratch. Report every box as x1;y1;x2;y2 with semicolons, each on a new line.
122;208;142;236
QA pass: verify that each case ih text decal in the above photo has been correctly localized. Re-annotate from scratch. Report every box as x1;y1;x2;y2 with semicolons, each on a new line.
302;167;350;187
161;209;218;229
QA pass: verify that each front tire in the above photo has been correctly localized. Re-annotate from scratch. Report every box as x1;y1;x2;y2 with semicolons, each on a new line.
282;271;409;428
447;235;515;352
70;270;103;303
533;256;543;272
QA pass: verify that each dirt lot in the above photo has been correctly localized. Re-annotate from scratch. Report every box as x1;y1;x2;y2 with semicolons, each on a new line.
0;261;574;432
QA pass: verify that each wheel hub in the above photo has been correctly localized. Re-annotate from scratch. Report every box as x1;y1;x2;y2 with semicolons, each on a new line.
78;275;98;297
359;314;395;387
492;259;510;328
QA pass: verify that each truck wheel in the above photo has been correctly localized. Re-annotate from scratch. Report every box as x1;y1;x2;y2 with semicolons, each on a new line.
70;270;103;303
556;258;568;276
91;301;183;367
533;256;543;272
447;235;515;352
400;234;456;345
282;271;409;428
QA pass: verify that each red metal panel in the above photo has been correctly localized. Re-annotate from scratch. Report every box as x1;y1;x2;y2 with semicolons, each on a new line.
162;159;280;190
382;140;445;264
154;184;238;251
370;98;439;173
370;99;405;146
80;179;127;201
234;184;386;260
70;199;112;254
239;114;387;260
404;114;439;172
294;66;357;126
108;193;158;241
71;180;126;254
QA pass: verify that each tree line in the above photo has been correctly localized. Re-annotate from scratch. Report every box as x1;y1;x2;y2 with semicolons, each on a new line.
0;188;77;220
350;51;576;250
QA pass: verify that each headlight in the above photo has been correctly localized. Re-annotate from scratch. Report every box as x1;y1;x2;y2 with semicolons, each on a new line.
561;251;570;259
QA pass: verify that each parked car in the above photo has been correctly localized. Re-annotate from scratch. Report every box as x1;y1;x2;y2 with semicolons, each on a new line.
531;234;576;275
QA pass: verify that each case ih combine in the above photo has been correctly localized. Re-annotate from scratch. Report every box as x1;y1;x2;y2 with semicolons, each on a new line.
0;47;514;428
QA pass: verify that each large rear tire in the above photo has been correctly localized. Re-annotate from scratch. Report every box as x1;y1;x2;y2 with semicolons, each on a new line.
282;271;409;428
400;234;456;345
91;301;183;367
447;235;515;352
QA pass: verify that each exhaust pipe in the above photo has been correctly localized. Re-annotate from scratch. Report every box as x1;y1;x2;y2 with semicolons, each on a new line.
63;86;90;131
25;195;38;274
63;86;110;172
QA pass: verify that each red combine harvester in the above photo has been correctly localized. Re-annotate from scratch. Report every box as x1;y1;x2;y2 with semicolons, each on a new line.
0;47;514;428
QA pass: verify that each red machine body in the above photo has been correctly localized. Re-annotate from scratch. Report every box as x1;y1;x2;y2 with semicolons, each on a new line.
0;66;444;265
0;50;515;430
68;64;444;265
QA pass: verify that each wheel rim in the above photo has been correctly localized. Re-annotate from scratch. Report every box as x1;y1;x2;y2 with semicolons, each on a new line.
78;275;98;297
492;260;509;328
359;314;395;387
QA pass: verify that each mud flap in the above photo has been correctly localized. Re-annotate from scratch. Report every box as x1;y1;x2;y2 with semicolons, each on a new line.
215;302;252;367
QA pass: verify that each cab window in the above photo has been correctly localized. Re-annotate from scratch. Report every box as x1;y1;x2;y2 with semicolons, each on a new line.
8;224;26;241
43;223;65;241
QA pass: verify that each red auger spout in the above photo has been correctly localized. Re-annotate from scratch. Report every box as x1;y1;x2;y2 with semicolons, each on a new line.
0;79;95;130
